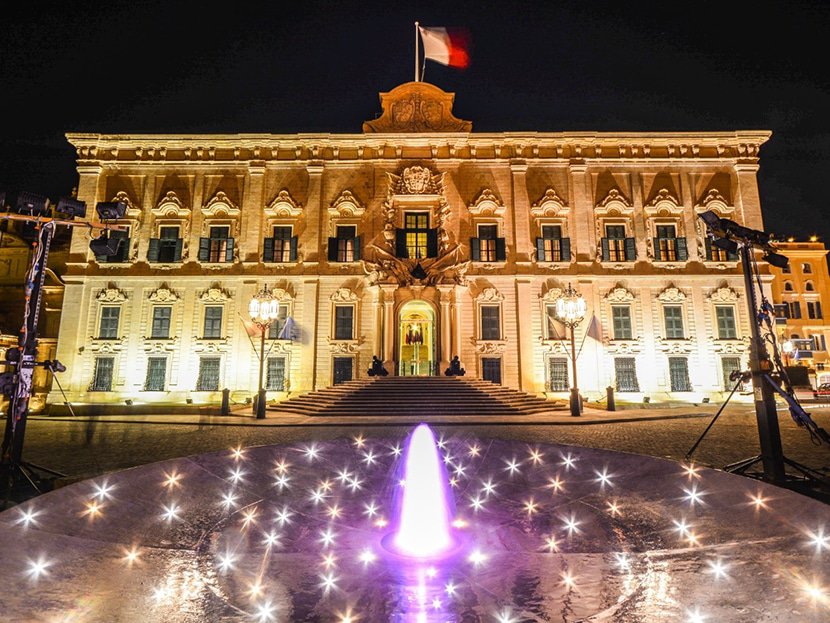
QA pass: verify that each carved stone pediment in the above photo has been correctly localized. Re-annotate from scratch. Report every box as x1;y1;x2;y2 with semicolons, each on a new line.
696;188;734;213
539;338;568;355
605;285;635;303
709;285;739;303
97;286;127;303
362;81;472;133
644;188;683;216
142;337;179;353
711;337;749;354
88;337;127;353
531;188;568;216
199;286;231;303
387;166;444;196
266;190;302;218
474;340;507;354
328;190;365;218
657;285;687;303
152;191;190;217
597;189;632;212
476;287;504;303
148;285;179;303
655;337;695;353
468;189;505;217
202;191;241;217
110;191;142;221
330;288;358;303
605;338;642;354
541;285;564;302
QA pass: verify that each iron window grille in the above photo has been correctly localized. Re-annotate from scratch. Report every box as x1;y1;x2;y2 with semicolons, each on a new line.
548;358;569;391
151;306;172;339
196;357;221;391
266;357;287;391
91;356;115;391
721;356;742;390
203;306;223;339
482;357;502;384
614;357;640;392
668;357;692;392
144;357;167;391
98;307;120;339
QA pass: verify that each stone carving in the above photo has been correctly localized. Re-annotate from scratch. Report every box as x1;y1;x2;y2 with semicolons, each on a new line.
266;189;302;218
329;341;360;353
202;191;241;217
530;188;568;216
597;188;631;210
96;287;127;303
474;340;507;354
711;336;749;353
152;191;189;217
539;337;568;354
646;188;680;210
540;287;564;302
88;337;126;352
654;336;695;353
468;189;505;217
270;288;293;302
199;286;230;303
709;285;739;303
697;188;732;212
476;287;504;303
192;337;229;352
605;285;635;303
142;337;179;352
330;288;358;302
362;82;472;133
148;285;179;303
605;337;643;354
328;190;365;218
657;285;687;303
403;166;434;194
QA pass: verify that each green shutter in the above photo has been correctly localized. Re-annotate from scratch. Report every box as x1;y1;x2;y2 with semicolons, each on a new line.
327;237;338;262
536;237;545;261
395;229;408;258
653;237;662;261
353;236;361;261
470;237;481;261
704;238;713;261
561;237;571;262
198;238;209;262
495;237;506;261
601;238;610;261
426;229;438;257
173;239;183;262
263;237;274;262
225;238;235;262
624;237;636;261
147;238;160;262
676;237;687;261
289;236;298;262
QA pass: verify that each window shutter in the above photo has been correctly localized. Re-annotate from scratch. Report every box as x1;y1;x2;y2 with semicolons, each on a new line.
426;229;438;257
395;229;408;258
704;238;713;261
470;237;481;261
263;237;274;262
601;238;610;261
495;237;506;261
818;302;823;319
327;237;338;262
225;238;235;263
289;236;298;262
198;238;209;262
727;248;739;261
794;302;802;319
676;237;688;261
536;237;545;261
353;236;361;261
173;238;183;262
653;238;662;261
148;238;160;262
624;237;636;261
561;237;571;262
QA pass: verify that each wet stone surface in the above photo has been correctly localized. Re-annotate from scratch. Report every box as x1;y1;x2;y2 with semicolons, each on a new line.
1;432;829;622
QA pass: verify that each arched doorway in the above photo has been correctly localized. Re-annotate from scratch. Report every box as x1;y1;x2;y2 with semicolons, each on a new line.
398;300;436;376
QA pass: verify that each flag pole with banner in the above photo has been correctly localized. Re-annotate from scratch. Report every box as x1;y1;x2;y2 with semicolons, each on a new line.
414;21;420;81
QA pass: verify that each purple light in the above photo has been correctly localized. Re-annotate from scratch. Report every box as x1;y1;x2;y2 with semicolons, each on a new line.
391;424;455;558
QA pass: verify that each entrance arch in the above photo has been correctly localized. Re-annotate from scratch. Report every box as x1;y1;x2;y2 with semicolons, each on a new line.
398;300;436;376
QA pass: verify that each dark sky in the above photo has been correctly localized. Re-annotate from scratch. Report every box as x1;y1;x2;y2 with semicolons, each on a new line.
1;0;828;241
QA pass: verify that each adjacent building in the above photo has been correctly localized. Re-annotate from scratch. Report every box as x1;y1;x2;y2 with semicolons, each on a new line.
45;81;775;409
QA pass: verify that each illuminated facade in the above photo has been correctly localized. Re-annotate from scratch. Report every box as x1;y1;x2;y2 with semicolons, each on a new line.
48;82;772;409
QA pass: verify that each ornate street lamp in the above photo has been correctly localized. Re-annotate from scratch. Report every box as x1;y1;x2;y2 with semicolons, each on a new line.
782;338;794;367
249;285;280;419
555;283;587;417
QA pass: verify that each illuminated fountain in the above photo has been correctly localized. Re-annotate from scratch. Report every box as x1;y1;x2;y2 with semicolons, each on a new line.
1;426;830;622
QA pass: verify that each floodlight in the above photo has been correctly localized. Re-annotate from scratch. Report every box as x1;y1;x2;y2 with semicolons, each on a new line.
3;191;50;216
763;251;790;269
54;197;87;218
89;232;124;256
712;237;739;253
95;201;127;220
698;210;720;229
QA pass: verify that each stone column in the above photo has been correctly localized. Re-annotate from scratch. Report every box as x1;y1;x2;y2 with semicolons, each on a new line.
381;285;397;374
298;279;319;391
301;163;324;263
437;285;453;371
568;162;593;261
515;278;535;392
510;160;532;261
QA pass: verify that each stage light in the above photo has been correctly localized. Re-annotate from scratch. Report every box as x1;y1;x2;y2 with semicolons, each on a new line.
54;197;87;218
712;237;739;253
763;252;789;269
3;191;50;216
89;232;125;257
95;201;127;220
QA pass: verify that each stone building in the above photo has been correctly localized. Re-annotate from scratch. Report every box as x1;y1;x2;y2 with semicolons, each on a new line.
48;81;772;410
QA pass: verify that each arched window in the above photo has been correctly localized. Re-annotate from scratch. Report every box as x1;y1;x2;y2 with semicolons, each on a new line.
806;281;815;292
784;281;794;292
803;263;813;274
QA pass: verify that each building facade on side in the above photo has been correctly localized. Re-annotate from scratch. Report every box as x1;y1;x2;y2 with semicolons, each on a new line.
47;82;772;410
768;239;830;386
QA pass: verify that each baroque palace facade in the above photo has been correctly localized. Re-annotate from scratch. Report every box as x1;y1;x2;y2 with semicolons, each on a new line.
48;82;771;409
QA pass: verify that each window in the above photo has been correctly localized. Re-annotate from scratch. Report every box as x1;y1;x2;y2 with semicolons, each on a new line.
808;301;823;319
403;213;430;259
328;225;360;263
653;224;688;262
548;358;569;391
98;307;120;339
788;301;802;319
482;357;502;384
149;226;183;263
266;356;286;391
784;281;794;292
196;357;220;391
668;357;692;391
334;305;354;340
602;225;635;262
537;225;570;262
96;226;130;263
715;306;737;339
806;281;815;292
803;263;812;274
91;356;114;391
471;224;506;262
545;304;563;339
151;307;172;339
611;306;632;340
264;226;297;263
267;305;290;339
721;356;742;390
663;306;684;339
144;357;167;391
704;238;738;262
199;225;234;263
774;303;789;319
782;263;791;274
480;305;501;340
203;306;223;339
614;357;640;392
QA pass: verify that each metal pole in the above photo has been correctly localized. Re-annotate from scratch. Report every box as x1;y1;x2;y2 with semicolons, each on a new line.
569;323;581;417
415;21;420;82
256;325;267;419
741;245;785;482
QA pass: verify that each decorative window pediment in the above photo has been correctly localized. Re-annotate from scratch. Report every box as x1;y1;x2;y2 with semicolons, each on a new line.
709;285;739;303
199;286;231;303
266;189;303;218
596;189;633;214
152;191;190;218
96;286;127;303
148;285;180;303
391;166;443;196
110;191;143;221
202;191;241;218
657;285;687;303
531;188;568;217
330;287;358;303
476;287;504;303
468;189;505;217
605;285;635;303
541;286;564;302
328;190;365;219
271;287;294;302
644;188;683;217
695;188;734;214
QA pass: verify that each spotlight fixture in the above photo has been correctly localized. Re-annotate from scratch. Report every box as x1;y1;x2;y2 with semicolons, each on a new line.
95;201;127;221
2;191;50;216
89;232;125;257
697;210;788;269
54;197;87;218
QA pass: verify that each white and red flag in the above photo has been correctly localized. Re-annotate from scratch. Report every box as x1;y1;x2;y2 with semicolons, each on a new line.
418;26;471;69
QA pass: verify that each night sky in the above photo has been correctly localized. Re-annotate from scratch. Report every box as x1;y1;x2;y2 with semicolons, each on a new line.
1;0;828;242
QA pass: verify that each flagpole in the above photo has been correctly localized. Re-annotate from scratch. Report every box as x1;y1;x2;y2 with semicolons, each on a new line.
414;21;420;81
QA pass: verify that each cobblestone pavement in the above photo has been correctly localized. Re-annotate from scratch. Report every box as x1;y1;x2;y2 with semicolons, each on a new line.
16;404;830;491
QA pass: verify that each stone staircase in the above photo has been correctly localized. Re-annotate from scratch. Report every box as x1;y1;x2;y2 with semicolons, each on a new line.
267;376;566;417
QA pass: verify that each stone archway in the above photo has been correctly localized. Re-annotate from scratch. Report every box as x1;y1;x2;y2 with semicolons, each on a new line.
397;299;437;376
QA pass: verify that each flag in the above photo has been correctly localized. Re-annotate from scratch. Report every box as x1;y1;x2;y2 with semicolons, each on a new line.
278;316;298;341
419;26;471;69
585;314;602;341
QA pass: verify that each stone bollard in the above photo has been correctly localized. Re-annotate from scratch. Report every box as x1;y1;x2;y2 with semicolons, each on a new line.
221;388;230;415
606;386;616;412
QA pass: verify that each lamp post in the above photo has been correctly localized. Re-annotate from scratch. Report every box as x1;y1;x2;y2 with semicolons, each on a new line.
249;285;280;419
782;338;794;367
555;283;587;417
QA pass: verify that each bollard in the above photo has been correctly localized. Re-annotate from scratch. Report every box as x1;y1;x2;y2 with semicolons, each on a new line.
606;386;616;411
221;388;230;415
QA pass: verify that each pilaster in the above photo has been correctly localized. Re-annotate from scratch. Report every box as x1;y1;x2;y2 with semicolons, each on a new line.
301;163;324;263
515;278;535;392
734;163;763;229
510;161;532;261
568;162;593;260
243;163;266;261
